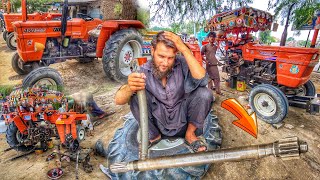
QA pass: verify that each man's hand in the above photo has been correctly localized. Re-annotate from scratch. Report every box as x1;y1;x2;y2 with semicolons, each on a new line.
128;73;146;92
163;31;189;53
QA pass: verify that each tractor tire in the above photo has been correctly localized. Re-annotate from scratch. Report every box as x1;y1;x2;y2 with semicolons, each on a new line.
6;32;17;50
303;80;316;96
102;28;143;82
22;67;64;90
6;122;34;152
77;125;86;142
103;111;222;179
11;52;30;75
249;84;289;124
2;30;7;41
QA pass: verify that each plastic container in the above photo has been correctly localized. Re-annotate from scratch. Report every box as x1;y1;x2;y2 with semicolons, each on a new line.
236;80;246;91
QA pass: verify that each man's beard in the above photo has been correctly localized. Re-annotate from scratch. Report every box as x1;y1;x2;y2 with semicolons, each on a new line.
152;60;173;80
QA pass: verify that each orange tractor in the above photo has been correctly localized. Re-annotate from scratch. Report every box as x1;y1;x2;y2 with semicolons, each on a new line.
11;0;144;83
1;0;62;50
3;87;88;152
203;7;320;123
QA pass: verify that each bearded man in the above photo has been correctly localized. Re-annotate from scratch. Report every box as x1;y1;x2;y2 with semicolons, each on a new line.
114;31;213;152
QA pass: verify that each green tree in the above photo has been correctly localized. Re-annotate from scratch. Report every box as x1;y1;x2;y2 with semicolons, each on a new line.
11;0;56;13
268;0;320;46
259;30;276;45
287;37;295;41
150;0;253;24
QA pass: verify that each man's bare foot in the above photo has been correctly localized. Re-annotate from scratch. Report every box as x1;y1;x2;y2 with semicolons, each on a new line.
185;123;207;152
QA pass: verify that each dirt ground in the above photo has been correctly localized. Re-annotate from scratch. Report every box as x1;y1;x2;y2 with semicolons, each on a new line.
0;36;319;180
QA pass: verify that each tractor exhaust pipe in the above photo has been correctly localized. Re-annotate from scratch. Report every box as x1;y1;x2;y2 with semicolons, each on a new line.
22;0;27;22
110;136;308;173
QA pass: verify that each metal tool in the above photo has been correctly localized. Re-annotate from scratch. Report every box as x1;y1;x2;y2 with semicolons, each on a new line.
110;136;307;173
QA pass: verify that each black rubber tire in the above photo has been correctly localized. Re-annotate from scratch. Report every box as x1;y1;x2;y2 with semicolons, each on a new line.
2;30;7;41
6;122;34;152
11;52;30;75
0;16;5;33
22;67;64;90
6;32;17;50
249;84;289;124
104;112;222;179
102;28;143;82
303;80;316;96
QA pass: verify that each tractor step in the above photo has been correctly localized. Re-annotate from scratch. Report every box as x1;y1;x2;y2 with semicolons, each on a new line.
287;94;320;114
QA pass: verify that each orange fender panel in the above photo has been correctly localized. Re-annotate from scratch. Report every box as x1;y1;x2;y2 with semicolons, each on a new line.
12;116;28;134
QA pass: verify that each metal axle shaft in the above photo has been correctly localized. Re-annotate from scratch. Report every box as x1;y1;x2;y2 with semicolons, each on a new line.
110;137;307;173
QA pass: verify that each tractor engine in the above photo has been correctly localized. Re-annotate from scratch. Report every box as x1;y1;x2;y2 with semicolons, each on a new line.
222;48;276;85
42;37;97;65
22;120;57;146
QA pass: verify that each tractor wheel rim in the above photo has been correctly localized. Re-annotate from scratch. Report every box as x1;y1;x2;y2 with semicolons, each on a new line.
10;36;17;48
34;78;58;90
16;131;27;143
119;40;141;76
78;129;85;141
253;93;276;117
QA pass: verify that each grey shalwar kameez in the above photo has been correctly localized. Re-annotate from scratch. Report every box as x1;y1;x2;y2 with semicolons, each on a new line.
201;43;221;94
130;56;214;140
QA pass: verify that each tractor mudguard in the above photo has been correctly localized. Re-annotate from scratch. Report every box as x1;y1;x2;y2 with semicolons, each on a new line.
12;115;28;134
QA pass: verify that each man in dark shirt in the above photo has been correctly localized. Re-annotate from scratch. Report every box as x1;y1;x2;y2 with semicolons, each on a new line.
201;32;223;95
114;31;213;152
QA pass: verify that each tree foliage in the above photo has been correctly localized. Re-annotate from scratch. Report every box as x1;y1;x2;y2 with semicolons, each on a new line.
150;0;253;24
268;0;320;29
259;30;277;44
11;0;56;13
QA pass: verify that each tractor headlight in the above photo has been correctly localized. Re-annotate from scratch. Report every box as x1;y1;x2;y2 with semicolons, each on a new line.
312;53;318;60
34;42;45;52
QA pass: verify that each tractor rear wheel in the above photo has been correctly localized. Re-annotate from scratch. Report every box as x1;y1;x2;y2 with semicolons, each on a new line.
11;52;31;75
6;32;17;50
102;28;143;82
249;84;289;124
6;122;34;152
22;67;64;90
296;80;316;96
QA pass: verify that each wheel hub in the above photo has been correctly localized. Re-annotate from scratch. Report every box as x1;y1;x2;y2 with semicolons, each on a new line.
253;93;277;117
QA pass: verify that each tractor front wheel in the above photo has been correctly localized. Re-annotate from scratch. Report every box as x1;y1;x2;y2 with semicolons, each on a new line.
6;122;34;152
102;28;143;82
6;32;17;50
11;52;31;75
249;84;289;124
22;67;64;90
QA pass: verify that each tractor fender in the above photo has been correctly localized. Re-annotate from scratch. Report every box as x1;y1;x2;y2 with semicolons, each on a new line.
12;115;28;134
96;20;145;57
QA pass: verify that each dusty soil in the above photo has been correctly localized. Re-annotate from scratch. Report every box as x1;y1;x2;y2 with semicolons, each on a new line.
0;36;319;180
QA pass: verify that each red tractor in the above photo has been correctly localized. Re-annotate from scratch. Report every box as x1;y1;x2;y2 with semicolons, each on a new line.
1;0;62;50
203;7;320;123
11;0;144;83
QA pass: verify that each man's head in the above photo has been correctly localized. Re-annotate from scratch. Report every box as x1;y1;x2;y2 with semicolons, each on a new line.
151;31;177;79
207;32;216;44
